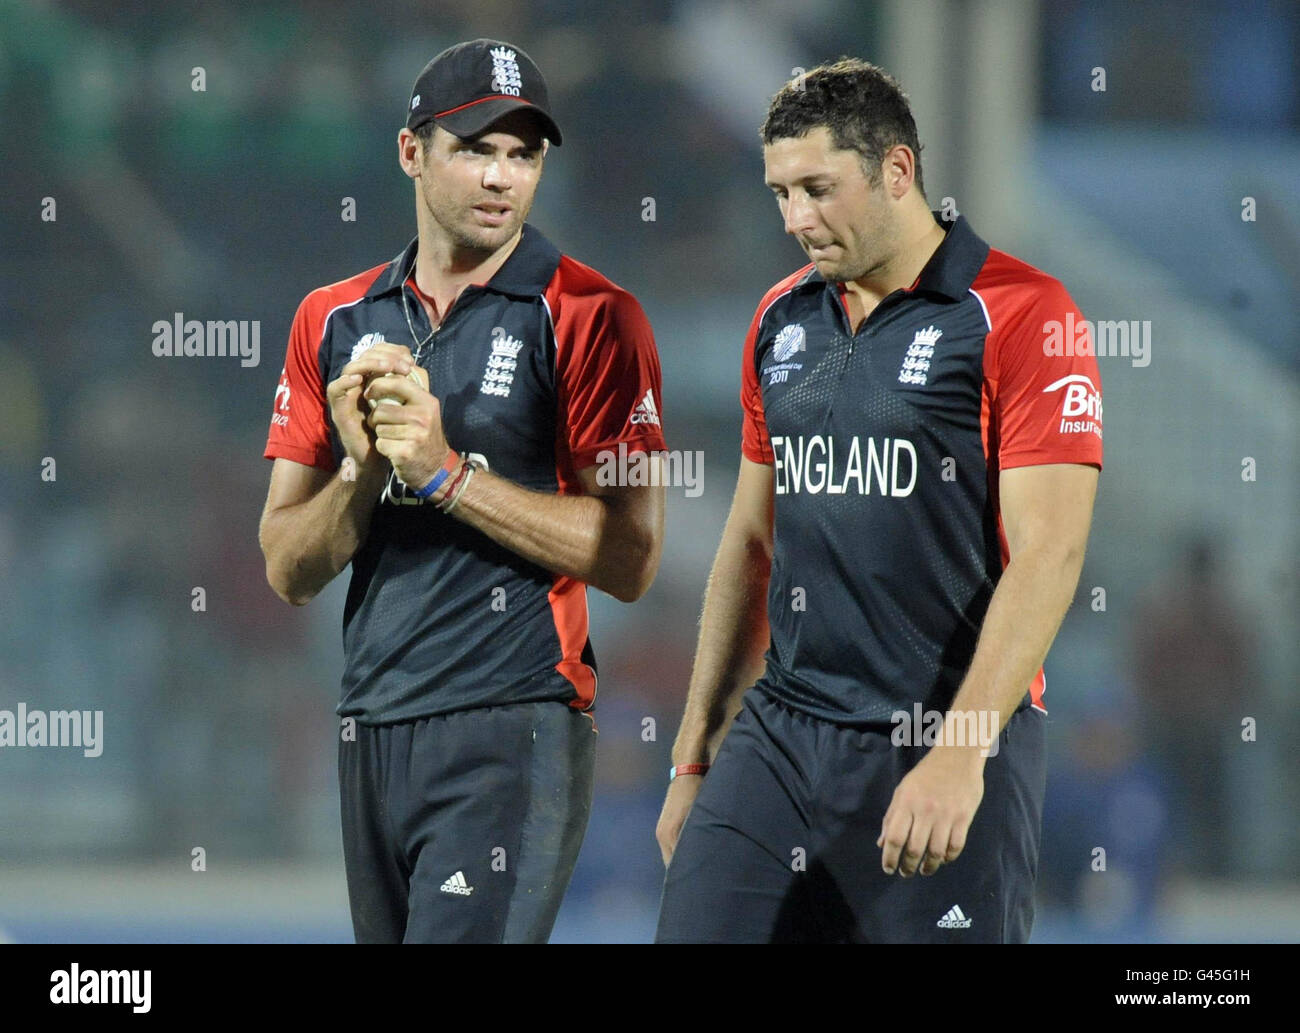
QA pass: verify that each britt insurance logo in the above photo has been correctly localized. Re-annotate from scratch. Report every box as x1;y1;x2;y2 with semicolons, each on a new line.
1043;373;1103;438
272;367;291;427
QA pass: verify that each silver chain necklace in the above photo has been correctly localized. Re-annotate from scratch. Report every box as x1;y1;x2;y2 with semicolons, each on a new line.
400;255;437;361
381;255;436;506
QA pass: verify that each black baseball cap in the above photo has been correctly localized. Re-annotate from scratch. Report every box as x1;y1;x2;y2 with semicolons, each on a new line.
406;39;562;145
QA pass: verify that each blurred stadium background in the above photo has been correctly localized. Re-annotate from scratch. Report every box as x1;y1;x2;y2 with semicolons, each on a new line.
1;0;1296;943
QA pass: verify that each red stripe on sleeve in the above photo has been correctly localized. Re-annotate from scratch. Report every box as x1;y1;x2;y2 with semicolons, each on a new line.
974;250;1103;712
974;251;1103;473
741;265;813;465
263;265;387;470
549;576;596;710
547;256;667;484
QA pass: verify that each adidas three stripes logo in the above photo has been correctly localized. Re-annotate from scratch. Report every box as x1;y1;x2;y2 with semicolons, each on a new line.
439;871;474;896
936;904;972;929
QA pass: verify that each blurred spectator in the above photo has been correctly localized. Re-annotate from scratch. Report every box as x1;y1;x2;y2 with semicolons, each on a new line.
1129;536;1253;878
1040;691;1169;938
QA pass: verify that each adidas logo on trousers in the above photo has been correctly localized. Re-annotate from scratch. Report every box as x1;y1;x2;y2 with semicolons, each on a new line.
937;905;972;928
440;871;474;896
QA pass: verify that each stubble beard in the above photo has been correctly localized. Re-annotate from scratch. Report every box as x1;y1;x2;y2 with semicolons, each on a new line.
818;216;896;284
424;181;533;258
821;179;899;283
816;245;884;285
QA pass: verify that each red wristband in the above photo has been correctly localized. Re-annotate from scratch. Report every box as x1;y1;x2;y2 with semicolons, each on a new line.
413;449;460;502
669;763;710;781
436;459;471;510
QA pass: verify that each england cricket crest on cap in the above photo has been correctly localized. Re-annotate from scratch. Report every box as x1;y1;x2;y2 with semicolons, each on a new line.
489;46;522;96
351;332;386;362
773;323;806;362
899;325;941;386
480;325;524;398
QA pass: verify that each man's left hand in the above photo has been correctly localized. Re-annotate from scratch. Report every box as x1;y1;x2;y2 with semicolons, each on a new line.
364;367;452;491
877;744;986;878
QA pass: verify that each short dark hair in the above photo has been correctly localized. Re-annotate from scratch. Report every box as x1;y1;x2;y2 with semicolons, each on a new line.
760;58;925;197
415;120;438;150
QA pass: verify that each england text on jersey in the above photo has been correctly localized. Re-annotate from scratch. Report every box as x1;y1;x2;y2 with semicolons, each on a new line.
740;214;1102;726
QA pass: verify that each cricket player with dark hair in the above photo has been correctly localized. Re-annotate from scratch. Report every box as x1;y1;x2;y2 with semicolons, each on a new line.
258;39;666;943
655;59;1102;943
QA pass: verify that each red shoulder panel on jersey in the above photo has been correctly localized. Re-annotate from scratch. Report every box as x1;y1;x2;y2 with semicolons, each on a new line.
544;254;666;708
549;576;596;712
545;254;667;488
972;249;1102;712
263;264;389;471
741;263;814;465
972;249;1103;474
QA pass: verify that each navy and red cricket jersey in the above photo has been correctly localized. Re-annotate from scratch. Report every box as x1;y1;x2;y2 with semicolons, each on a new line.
741;213;1103;725
265;224;666;724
